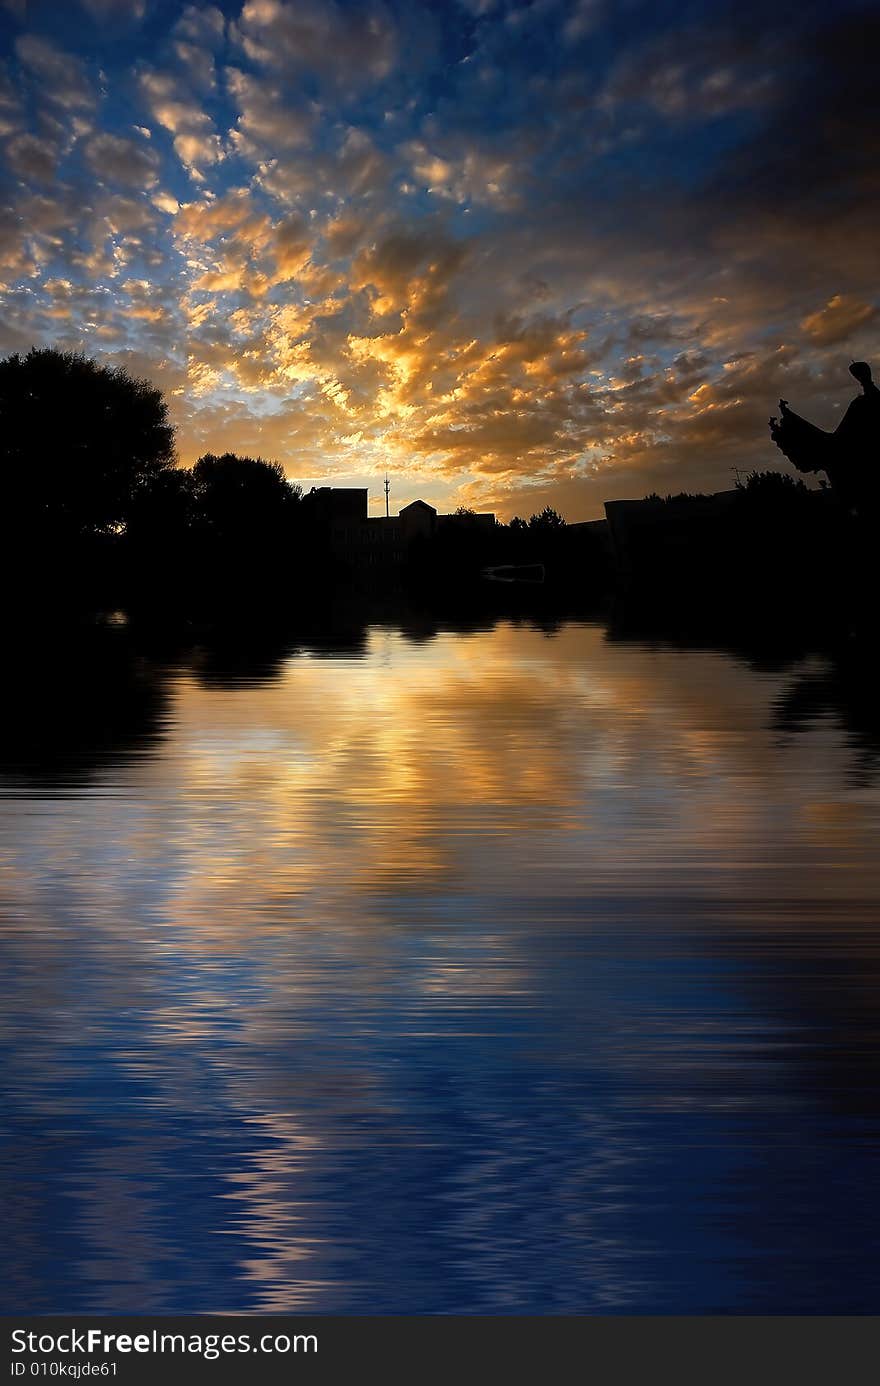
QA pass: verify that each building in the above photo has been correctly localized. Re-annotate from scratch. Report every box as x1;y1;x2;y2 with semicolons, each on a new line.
301;487;496;568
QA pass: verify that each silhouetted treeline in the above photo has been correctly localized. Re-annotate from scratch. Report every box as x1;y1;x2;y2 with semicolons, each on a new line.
1;348;873;624
125;450;313;610
0;348;611;613
0;350;327;614
607;468;878;626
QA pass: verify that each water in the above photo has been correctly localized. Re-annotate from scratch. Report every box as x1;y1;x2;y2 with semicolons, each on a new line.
2;613;879;1313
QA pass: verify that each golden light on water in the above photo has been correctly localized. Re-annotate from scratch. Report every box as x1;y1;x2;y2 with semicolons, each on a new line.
3;620;880;1311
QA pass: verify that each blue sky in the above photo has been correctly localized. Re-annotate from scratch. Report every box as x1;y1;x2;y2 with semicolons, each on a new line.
0;0;877;517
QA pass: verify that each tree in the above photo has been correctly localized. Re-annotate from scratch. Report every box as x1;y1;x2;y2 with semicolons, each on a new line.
0;348;175;541
191;453;300;544
527;506;565;530
189;454;303;596
127;467;196;546
734;469;809;499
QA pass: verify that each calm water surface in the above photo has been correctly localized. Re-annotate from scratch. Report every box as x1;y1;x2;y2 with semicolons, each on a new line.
2;615;879;1312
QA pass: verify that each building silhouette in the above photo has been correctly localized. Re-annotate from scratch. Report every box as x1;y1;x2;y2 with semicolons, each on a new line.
301;487;496;568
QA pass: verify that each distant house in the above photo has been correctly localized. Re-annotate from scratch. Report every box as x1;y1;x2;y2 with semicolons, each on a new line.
397;498;436;539
300;487;495;568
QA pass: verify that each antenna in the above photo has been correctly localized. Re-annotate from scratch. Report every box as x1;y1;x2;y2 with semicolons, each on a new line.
384;474;390;517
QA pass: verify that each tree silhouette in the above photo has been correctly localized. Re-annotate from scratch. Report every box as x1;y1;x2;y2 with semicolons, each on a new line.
187;455;303;606
128;467;196;540
734;469;809;500
124;467;197;601
192;453;301;545
527;506;565;530
0;348;175;542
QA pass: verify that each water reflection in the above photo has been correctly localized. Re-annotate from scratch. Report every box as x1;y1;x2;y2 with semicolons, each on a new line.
1;611;879;1312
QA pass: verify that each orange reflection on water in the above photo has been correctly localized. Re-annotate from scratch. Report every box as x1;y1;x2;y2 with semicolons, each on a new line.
3;619;880;1312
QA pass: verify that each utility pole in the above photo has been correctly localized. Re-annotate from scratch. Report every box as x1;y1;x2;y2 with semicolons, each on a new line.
384;475;390;517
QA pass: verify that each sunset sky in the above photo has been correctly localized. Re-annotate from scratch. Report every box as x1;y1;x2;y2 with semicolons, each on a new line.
0;0;877;519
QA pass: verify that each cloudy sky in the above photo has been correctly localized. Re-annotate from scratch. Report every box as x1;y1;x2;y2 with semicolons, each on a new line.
0;0;877;519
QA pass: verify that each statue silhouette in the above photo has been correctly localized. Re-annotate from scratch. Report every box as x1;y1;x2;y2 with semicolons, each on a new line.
770;361;880;515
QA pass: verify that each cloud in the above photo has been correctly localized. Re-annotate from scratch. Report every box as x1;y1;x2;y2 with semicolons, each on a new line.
323;213;368;260
80;0;147;18
172;41;217;94
225;67;314;161
0;59;22;133
234;0;397;88
597;18;778;122
166;8;226;92
801;295;878;348
0;205;33;286
151;189;180;214
174;4;226;46
273;211;311;277
174;187;289;306
120;276;176;324
137;65;223;176
3;0;879;518
3;131;59;181
175;188;262;242
349;224;468;314
404;140;519;209
84;130;160;189
562;0;605;44
251;123;390;207
14;34;96;110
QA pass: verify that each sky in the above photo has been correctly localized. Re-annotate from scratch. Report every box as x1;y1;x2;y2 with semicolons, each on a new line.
0;0;877;520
